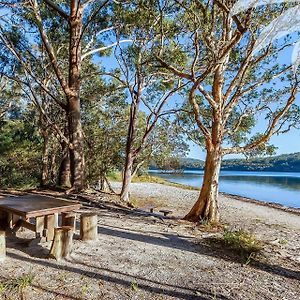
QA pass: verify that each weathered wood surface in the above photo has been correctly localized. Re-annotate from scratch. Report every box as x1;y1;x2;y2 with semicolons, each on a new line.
62;226;74;257
49;226;74;260
49;228;64;260
80;213;98;241
45;214;55;241
0;195;81;218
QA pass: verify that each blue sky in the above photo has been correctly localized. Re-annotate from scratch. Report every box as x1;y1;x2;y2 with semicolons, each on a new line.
100;44;300;161
189;127;300;160
94;8;300;161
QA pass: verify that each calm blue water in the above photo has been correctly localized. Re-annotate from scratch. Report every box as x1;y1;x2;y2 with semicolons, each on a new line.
149;170;300;208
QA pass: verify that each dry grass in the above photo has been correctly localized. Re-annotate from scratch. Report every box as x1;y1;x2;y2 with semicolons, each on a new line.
0;273;34;299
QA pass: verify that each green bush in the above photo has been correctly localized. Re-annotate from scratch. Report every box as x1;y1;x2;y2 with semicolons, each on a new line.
223;229;263;261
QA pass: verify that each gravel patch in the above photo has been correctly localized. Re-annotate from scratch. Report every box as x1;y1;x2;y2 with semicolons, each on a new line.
0;184;299;300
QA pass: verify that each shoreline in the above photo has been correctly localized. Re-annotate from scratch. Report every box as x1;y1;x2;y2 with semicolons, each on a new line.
146;172;300;214
129;177;300;217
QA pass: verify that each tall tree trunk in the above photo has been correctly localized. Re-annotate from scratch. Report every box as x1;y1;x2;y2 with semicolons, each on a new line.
68;99;85;190
184;148;222;223
58;139;71;188
41;132;49;186
67;3;85;190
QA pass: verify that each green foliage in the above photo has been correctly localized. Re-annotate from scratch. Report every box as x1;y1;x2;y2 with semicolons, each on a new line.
0;117;42;188
222;152;300;172
15;273;34;290
223;229;263;261
83;89;128;184
130;281;139;291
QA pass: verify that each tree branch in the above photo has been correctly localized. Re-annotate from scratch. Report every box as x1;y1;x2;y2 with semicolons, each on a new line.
81;39;133;60
43;0;69;20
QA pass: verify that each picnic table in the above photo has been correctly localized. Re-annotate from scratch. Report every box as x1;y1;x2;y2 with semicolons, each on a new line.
0;194;81;241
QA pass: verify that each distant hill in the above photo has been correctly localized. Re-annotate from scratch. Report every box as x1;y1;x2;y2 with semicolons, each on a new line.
222;152;300;172
177;157;205;169
151;152;300;172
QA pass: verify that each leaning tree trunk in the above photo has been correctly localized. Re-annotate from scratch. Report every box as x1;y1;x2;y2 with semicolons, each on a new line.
184;149;222;223
67;3;85;191
120;95;140;203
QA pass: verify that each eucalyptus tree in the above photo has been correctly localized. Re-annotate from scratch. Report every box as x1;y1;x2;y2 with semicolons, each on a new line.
99;1;186;203
0;0;130;190
157;0;300;222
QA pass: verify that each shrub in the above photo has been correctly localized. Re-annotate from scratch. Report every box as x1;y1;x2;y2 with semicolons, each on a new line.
223;229;263;262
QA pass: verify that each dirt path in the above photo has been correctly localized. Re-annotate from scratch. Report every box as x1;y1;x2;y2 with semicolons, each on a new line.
0;185;299;300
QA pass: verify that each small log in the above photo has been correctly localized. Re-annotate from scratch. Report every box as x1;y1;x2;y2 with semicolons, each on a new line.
0;230;5;262
61;212;76;231
49;228;64;260
80;213;98;241
48;226;74;260
62;226;74;258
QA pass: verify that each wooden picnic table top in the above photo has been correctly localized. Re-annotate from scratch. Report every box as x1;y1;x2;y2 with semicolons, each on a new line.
0;194;81;218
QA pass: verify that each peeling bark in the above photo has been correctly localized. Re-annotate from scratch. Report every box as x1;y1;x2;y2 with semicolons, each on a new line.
184;149;222;223
67;3;85;190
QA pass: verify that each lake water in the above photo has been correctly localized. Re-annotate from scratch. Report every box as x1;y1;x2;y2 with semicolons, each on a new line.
149;170;300;208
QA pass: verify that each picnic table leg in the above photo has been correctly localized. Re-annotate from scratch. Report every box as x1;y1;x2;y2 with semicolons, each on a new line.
0;211;8;261
7;213;13;229
35;216;45;239
0;230;5;262
44;214;56;242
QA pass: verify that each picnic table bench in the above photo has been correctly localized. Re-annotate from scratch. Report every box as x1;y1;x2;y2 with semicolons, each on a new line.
159;209;173;217
140;205;157;213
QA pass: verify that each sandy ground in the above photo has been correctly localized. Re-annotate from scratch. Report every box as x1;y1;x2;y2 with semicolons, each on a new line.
0;183;299;300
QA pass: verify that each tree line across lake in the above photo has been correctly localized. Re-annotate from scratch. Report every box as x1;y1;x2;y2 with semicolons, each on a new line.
0;1;299;223
152;153;300;173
